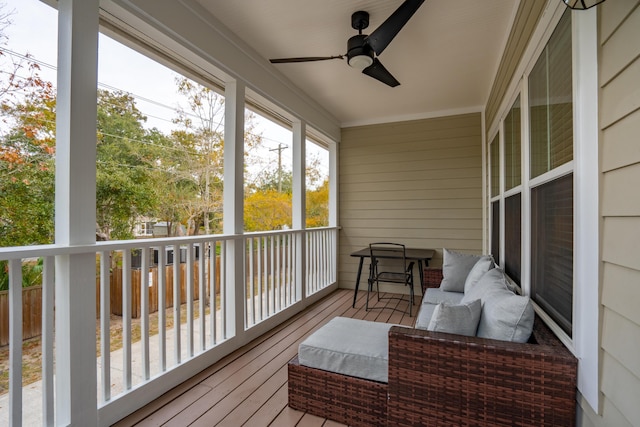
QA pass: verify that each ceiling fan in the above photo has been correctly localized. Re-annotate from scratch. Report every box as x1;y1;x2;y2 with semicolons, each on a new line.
269;0;425;87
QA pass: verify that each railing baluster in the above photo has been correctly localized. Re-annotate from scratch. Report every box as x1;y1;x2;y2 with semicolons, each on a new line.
157;246;167;371
122;249;132;390
248;237;255;326
100;251;111;402
186;243;194;358
270;236;275;316
8;259;23;426
220;241;226;339
273;236;282;311
42;256;55;424
209;241;217;346
173;244;181;364
199;242;206;352
141;248;150;380
258;237;265;321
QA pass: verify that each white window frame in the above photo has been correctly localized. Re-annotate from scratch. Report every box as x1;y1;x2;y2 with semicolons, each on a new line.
487;1;600;413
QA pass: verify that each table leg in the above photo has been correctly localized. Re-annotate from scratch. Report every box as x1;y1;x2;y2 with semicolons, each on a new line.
352;257;364;308
418;260;424;292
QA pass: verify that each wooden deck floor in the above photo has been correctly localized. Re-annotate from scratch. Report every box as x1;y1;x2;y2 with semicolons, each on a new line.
112;289;417;427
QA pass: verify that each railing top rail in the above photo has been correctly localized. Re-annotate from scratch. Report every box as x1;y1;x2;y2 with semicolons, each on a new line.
0;227;339;261
244;226;338;239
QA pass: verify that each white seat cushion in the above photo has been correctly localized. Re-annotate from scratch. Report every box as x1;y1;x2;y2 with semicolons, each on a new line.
298;317;400;383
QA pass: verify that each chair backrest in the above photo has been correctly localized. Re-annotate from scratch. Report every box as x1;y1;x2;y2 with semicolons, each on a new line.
369;242;408;273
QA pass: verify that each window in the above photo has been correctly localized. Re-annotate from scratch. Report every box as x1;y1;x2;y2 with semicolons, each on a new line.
504;193;521;285
528;10;573;335
305;139;329;228
487;4;599;410
531;174;573;334
503;96;522;284
529;12;573;179
504;96;521;191
489;134;500;265
491;201;500;266
490;134;500;198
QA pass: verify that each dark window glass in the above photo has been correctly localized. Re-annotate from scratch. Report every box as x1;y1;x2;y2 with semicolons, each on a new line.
504;193;521;285
490;135;500;198
491;201;500;266
504;96;521;190
531;174;573;335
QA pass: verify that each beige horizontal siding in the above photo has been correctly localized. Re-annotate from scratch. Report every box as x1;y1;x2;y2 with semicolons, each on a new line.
602;263;640;326
598;2;640;427
601;55;640;129
601;352;640;425
601;111;640;172
338;113;483;291
602;163;640;216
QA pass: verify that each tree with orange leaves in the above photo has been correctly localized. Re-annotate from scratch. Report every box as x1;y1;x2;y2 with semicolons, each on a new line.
0;5;56;246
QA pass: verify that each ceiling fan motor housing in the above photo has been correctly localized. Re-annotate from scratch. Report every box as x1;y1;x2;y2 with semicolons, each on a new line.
347;34;374;69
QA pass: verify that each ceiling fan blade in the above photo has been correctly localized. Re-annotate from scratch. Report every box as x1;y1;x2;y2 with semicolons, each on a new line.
270;55;343;64
362;58;400;87
366;0;425;56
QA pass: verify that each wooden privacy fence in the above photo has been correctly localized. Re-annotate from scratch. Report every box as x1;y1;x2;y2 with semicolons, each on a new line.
0;286;43;347
0;259;221;346
109;261;220;318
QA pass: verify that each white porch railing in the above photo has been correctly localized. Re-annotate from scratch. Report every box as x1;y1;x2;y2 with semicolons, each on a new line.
0;227;337;426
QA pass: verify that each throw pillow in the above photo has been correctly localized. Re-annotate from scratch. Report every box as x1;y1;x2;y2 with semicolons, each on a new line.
463;255;494;294
476;287;535;343
461;267;509;305
440;248;482;293
427;299;482;337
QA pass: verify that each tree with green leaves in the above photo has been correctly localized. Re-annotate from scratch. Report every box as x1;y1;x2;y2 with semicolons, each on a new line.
95;89;167;239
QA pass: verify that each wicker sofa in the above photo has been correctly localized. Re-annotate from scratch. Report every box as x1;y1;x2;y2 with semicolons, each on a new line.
288;267;578;426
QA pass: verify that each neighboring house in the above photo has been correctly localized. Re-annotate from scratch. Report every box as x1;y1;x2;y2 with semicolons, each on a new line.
133;219;155;238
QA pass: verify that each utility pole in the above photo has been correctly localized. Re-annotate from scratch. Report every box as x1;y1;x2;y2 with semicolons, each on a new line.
269;143;287;192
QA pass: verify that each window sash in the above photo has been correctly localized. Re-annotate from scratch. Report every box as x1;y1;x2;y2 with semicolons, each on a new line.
531;173;573;335
504;193;521;285
504;96;521;191
529;11;573;180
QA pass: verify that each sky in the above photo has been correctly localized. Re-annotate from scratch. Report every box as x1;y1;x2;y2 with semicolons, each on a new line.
0;0;328;177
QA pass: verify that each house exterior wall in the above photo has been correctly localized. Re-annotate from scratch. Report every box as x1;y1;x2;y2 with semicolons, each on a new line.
483;0;640;425
337;113;484;292
594;1;640;426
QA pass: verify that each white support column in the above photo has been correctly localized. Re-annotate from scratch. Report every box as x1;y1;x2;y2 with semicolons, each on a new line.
224;81;245;339
573;7;600;413
292;121;306;300
328;141;338;228
54;0;99;425
328;141;338;283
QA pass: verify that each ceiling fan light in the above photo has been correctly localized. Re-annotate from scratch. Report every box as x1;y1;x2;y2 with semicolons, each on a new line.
562;0;606;9
348;54;374;70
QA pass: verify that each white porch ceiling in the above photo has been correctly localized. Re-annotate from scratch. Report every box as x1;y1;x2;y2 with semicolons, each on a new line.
194;0;518;127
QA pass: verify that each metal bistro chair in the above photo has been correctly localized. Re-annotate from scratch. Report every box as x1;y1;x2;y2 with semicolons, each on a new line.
366;243;415;316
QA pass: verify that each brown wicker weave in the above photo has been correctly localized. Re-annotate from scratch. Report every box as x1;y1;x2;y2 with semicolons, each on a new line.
288;356;388;426
289;268;577;426
422;267;444;293
387;317;578;426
